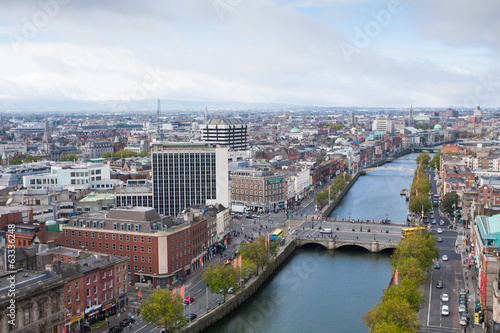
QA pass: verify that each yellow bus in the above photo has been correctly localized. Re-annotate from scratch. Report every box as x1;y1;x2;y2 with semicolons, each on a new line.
401;226;426;239
269;228;284;241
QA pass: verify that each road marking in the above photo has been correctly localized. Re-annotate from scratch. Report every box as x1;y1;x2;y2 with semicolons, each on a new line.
132;324;146;332
427;273;432;326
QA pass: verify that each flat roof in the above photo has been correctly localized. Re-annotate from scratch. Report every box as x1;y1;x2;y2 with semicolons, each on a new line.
79;193;115;202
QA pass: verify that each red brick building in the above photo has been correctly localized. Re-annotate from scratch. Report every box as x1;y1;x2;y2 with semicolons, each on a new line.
63;207;210;288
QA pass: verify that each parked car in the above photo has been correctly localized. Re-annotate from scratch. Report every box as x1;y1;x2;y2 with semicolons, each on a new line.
109;327;123;333
245;215;254;219
442;255;448;261
186;313;197;321
120;318;135;327
441;293;449;302
436;280;443;289
441;305;449;316
459;312;468;326
228;286;235;294
458;303;466;313
184;297;195;304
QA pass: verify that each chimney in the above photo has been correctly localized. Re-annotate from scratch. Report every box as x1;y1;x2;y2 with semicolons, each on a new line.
45;263;53;272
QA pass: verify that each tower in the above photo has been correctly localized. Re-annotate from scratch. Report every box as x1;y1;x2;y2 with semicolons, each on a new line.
409;105;414;126
156;99;161;141
42;117;52;154
204;106;208;124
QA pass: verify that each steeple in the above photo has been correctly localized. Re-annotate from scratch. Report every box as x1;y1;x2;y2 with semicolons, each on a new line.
409;105;414;126
204;106;208;124
42;118;52;144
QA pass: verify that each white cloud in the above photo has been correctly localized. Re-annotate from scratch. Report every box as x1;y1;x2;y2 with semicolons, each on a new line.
0;0;498;107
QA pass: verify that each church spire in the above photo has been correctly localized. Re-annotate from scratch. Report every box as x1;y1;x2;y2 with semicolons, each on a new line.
42;117;52;144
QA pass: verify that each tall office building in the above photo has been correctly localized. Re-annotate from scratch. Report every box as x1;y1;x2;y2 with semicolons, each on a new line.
371;117;394;133
151;143;229;217
200;118;248;150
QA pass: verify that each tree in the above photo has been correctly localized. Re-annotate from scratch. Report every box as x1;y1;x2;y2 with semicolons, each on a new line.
140;289;187;333
9;157;22;165
429;153;441;170
441;191;460;215
384;278;424;312
60;154;78;162
239;236;278;275
24;155;42;163
363;295;420;333
391;232;438;273
408;194;432;215
415;153;430;167
202;265;239;302
394;257;427;286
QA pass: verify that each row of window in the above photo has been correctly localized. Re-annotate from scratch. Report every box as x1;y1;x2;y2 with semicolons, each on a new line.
66;229;153;243
65;239;152;253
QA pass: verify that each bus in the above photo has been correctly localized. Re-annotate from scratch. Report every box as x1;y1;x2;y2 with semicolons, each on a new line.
269;228;284;241
432;194;439;207
401;226;426;239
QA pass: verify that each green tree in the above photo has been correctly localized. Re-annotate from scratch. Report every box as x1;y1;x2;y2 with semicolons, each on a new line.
395;257;427;285
384;278;424;312
60;154;78;162
102;149;139;158
140;289;187;332
202;265;239;302
316;190;330;207
415;153;430;167
408;194;432;215
429;153;441;170
363;295;420;333
441;191;460;215
239;236;278;275
391;232;438;273
23;155;42;163
9;157;22;165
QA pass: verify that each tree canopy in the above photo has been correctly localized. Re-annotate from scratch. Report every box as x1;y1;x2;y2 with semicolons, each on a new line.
415;153;430;167
202;265;239;302
239;236;278;275
24;155;43;163
60;154;78;162
102;149;150;158
140;289;187;332
429;153;441;170
391;232;438;273
441;191;460;215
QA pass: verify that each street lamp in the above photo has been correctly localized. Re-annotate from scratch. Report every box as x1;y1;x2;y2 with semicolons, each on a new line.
385;212;389;223
348;211;352;220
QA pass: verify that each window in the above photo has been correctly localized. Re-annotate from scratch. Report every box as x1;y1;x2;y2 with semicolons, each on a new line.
94;286;98;294
67;296;71;304
134;255;138;262
38;300;46;319
24;307;31;326
141;256;145;262
75;282;79;289
93;275;97;282
67;285;72;292
148;257;152;263
148;247;152;253
86;277;90;285
76;293;80;301
141;246;144;253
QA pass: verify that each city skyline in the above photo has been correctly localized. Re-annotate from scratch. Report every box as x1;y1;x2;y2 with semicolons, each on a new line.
0;1;499;108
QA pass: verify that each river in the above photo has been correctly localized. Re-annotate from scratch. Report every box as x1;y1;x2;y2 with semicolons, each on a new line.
205;153;421;333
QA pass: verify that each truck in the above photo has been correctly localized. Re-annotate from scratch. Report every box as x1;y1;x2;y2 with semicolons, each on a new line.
232;205;251;214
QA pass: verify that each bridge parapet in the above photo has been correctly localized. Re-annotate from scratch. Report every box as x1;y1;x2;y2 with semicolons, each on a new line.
296;236;397;253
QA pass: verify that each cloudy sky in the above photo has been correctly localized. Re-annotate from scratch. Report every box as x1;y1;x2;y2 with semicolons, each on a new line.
0;0;499;108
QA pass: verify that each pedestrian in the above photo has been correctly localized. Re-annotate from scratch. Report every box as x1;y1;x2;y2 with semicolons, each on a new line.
219;301;221;306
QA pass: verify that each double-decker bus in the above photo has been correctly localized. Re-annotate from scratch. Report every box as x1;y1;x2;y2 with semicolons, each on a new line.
401;226;426;239
269;228;284;241
432;194;439;207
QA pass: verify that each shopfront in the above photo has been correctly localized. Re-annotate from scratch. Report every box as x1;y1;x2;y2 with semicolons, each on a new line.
84;304;103;325
118;293;128;311
102;300;117;318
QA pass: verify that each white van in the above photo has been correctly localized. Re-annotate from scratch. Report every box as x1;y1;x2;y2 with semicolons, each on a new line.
320;228;332;234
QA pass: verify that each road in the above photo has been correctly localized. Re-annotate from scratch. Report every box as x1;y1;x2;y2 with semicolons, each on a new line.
417;167;471;332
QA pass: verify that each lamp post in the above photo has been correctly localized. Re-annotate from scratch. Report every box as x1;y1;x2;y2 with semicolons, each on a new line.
385;212;389;223
348;211;352;220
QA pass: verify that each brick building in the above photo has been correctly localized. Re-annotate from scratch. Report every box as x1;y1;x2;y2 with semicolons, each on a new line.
63;207;211;288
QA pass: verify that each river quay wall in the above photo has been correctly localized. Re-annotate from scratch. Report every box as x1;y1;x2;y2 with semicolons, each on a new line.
183;239;297;333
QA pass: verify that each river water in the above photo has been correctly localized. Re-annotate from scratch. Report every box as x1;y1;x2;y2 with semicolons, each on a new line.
205;153;420;333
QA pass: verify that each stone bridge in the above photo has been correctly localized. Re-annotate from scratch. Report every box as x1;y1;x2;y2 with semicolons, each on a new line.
296;236;398;253
363;166;414;173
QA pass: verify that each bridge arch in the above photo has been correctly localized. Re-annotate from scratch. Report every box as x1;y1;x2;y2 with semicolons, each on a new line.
364;166;414;173
335;243;371;252
298;241;328;249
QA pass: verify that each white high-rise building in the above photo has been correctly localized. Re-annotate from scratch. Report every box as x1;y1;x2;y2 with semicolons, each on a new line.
200;118;248;150
151;143;229;217
372;117;394;133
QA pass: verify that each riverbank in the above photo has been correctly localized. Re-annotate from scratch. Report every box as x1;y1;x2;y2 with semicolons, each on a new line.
183;238;297;333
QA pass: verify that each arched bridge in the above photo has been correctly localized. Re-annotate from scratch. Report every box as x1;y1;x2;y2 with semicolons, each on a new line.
296;236;397;252
363;166;414;173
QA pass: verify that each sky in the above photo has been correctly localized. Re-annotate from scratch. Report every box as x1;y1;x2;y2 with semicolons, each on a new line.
0;0;499;108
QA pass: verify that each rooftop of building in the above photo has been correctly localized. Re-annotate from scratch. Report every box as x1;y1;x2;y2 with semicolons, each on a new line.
0;270;59;296
79;193;116;202
206;118;245;125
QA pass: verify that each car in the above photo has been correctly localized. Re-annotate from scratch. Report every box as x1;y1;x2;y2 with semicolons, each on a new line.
437;228;443;234
437;237;442;242
245;215;254;219
186;313;197;321
228;286;235;294
441;293;449;302
229;254;236;260
441;304;449;316
109;327;123;333
442;255;448;261
459;312;468;326
458;304;466;313
184;297;195;304
436;280;443;289
247;238;253;243
320;228;332;234
252;214;260;218
223;259;231;265
431;219;436;224
459;288;467;295
120;318;135;327
440;220;445;226
434;262;440;269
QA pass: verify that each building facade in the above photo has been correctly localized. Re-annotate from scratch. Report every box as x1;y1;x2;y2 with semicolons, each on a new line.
151;143;229;217
200;118;248;150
